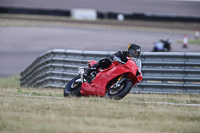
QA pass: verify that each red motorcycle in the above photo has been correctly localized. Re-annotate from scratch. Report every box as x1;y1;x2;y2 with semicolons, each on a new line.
64;57;142;100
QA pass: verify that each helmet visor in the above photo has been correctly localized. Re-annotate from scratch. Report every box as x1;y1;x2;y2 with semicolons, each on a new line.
129;49;141;58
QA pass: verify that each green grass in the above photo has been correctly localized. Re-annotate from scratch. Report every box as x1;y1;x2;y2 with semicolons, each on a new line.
0;76;200;133
0;90;200;133
0;75;200;133
188;39;200;45
0;75;20;88
177;39;200;45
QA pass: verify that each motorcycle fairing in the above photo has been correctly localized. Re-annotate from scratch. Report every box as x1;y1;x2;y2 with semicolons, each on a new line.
80;59;140;97
88;60;98;68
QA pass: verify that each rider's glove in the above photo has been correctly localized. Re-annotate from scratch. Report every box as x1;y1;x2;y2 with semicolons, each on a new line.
113;56;121;62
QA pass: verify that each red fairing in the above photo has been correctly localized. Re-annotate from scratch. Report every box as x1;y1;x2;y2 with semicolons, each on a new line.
88;60;98;68
137;74;143;83
80;58;143;97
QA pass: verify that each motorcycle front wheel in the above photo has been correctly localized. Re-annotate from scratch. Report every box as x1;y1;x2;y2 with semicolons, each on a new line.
105;78;133;100
64;76;82;97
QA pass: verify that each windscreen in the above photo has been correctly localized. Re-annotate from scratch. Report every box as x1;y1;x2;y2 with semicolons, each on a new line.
130;57;142;72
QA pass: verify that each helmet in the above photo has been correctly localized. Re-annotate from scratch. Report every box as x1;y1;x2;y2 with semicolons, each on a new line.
166;38;172;44
127;43;141;58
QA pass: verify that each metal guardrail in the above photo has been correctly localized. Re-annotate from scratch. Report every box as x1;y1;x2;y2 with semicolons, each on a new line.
20;49;200;94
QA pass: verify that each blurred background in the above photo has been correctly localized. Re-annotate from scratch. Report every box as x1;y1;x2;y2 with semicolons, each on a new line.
0;0;200;77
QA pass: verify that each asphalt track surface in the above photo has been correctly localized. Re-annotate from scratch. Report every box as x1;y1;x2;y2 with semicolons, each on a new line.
0;14;200;77
1;0;200;16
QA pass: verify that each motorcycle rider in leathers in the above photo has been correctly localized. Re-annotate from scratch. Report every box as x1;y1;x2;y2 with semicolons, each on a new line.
84;43;142;78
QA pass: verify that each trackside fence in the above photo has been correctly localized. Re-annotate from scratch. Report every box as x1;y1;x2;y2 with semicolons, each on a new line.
20;49;200;94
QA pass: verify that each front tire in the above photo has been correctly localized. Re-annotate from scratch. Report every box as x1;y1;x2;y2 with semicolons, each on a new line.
105;78;133;100
64;76;82;97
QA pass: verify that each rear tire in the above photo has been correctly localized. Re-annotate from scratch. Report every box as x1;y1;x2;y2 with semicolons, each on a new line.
105;78;133;100
64;76;82;97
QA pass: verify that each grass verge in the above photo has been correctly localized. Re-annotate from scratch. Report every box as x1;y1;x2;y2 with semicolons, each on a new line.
0;90;200;133
0;75;200;133
188;39;200;45
177;39;200;45
0;75;20;88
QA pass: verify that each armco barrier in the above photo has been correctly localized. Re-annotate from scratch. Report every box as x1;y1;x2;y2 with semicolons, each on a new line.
20;49;200;94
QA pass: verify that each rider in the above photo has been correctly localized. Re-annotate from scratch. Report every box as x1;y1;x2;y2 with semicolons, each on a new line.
153;38;171;52
84;43;142;77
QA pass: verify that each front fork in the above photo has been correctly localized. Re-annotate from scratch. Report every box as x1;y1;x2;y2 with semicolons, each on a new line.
111;75;124;89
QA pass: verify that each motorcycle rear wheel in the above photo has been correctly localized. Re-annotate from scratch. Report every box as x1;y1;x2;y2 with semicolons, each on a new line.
64;76;82;97
105;78;133;100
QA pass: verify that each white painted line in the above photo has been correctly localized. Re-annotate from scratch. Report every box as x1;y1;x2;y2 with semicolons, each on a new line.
17;94;65;99
16;94;200;107
126;101;200;107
